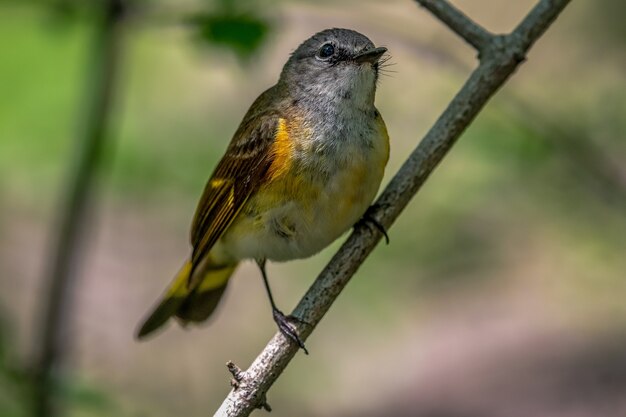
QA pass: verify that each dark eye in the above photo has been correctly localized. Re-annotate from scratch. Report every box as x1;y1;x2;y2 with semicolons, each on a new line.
317;43;335;59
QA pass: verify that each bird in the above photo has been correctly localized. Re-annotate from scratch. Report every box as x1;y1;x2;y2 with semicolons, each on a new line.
136;28;390;353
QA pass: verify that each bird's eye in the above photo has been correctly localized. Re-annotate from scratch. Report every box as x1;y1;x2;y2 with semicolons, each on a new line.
317;43;335;59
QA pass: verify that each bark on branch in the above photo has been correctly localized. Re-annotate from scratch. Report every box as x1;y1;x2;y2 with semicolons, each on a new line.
214;0;571;415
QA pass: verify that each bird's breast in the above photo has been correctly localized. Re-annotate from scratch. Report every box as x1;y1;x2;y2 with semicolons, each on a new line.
219;108;389;262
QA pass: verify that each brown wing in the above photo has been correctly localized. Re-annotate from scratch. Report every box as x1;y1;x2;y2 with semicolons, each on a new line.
189;103;279;275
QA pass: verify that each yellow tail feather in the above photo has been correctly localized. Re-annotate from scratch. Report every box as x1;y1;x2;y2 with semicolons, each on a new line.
136;260;237;339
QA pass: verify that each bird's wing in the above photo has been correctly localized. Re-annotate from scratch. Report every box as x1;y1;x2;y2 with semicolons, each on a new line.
189;109;281;275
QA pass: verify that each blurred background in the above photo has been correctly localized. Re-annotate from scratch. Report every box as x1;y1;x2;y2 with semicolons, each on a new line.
1;0;625;416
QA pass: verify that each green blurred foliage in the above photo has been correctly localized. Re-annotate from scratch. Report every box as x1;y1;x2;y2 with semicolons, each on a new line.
189;12;271;58
0;310;119;417
57;377;119;417
587;0;626;48
0;0;102;25
0;314;27;417
0;4;86;205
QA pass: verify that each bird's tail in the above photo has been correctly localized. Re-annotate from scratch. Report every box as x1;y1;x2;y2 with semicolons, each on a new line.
136;258;237;339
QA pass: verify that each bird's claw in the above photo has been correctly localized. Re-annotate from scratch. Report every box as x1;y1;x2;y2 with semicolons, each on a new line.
356;208;390;244
272;309;309;355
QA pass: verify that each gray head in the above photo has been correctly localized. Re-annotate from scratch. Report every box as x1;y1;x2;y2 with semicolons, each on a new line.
279;28;387;107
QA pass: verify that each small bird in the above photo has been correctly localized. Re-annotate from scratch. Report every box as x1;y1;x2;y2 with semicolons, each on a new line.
136;28;390;353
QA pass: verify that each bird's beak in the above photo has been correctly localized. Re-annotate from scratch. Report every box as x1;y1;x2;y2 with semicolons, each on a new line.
354;47;388;64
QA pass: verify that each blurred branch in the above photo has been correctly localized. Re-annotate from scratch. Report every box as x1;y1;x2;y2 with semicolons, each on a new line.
214;0;571;415
32;0;125;416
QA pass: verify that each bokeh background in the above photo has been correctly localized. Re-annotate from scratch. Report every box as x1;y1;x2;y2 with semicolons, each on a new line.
1;0;625;416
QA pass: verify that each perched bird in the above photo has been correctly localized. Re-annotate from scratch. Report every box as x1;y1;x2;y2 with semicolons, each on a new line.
136;28;390;353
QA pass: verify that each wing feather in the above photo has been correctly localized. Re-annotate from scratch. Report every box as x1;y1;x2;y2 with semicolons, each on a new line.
189;99;280;274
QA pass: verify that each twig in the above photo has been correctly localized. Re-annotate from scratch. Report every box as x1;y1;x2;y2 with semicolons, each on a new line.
214;0;571;415
227;361;245;389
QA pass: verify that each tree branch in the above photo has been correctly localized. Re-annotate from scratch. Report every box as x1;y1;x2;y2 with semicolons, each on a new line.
214;0;571;415
417;0;492;51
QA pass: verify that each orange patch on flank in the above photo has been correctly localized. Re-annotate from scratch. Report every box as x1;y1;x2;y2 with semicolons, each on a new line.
267;118;294;181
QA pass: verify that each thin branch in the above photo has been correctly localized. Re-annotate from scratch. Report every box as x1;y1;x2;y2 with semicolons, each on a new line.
416;0;493;51
32;1;125;416
214;0;571;415
513;0;572;51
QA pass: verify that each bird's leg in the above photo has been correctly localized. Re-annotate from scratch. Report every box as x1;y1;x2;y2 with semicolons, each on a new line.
356;205;390;244
255;259;309;354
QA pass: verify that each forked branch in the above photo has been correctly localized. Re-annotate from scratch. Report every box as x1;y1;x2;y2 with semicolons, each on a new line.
214;0;571;415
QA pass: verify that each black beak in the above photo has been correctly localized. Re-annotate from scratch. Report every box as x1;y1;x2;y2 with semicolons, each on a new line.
354;47;388;64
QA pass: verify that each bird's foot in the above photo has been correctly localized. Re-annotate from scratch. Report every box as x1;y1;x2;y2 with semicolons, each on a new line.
356;207;390;244
272;309;309;355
